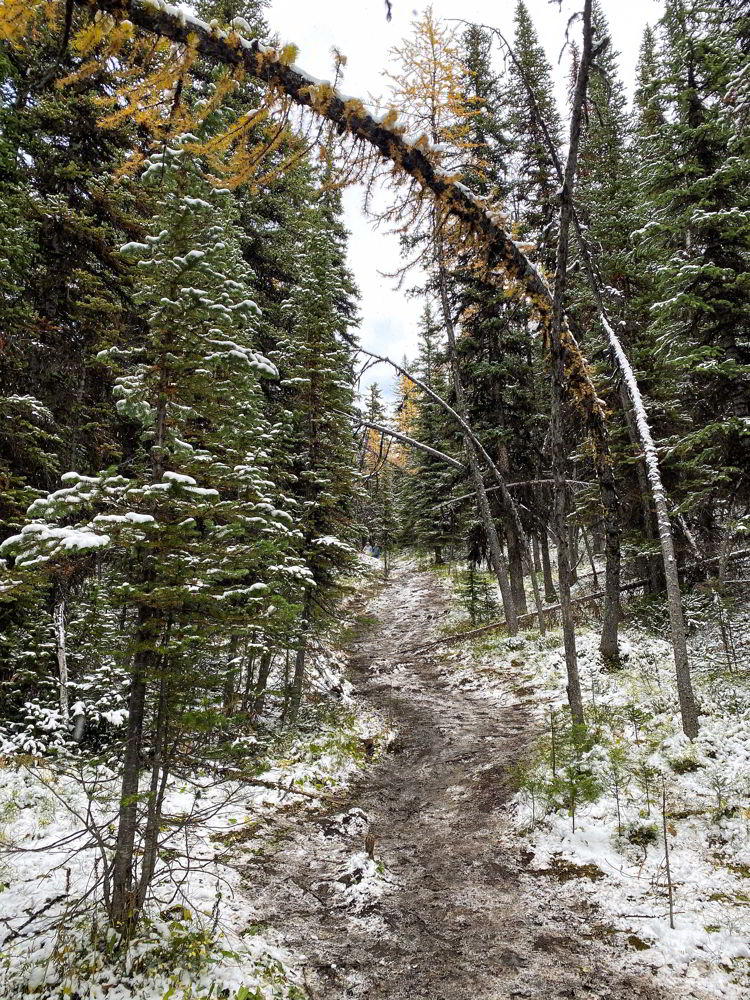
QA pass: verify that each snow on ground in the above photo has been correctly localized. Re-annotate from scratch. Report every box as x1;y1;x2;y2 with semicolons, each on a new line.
0;579;392;999
430;562;750;998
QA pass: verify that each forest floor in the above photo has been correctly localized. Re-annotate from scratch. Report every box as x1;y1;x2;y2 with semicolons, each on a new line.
245;561;678;1000
1;558;747;999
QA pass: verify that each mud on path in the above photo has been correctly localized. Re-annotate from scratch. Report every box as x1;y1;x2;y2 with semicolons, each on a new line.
246;563;672;1000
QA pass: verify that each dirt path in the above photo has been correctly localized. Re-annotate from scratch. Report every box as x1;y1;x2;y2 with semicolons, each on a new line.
248;564;672;999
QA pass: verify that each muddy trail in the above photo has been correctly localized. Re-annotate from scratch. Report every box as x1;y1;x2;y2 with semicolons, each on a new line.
247;564;672;1000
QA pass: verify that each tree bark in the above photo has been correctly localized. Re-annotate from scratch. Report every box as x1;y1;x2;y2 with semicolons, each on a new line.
549;0;600;729
252;650;274;718
568;521;579;585
540;529;557;603
110;604;158;932
54;590;69;726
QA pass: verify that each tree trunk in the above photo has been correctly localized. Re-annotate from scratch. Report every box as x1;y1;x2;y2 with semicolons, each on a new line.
540;530;557;603
603;318;699;736
54;591;69;726
548;0;597;730
252;650;274;718
507;523;528;616
532;534;542;574
568;522;579;584
598;463;622;666
135;639;173;913
288;593;312;724
582;530;599;588
110;604;158;932
621;386;662;593
223;635;239;716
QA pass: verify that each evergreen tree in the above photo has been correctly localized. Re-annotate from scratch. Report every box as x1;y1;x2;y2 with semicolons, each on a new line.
459;23;511;202
507;0;564;275
275;184;361;721
399;304;462;562
1;139;301;931
632;0;750;549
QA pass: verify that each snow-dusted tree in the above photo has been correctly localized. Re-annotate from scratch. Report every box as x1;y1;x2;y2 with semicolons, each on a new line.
633;1;750;543
1;139;303;931
275;185;361;722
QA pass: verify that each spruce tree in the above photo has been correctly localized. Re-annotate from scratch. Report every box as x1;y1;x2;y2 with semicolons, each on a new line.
507;0;564;275
399;304;461;562
632;0;750;549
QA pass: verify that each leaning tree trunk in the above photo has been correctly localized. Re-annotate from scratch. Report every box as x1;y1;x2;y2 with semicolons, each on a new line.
603;317;699;737
620;384;663;593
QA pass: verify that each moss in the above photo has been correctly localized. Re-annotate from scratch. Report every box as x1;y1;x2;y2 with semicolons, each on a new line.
627;934;651;951
625;822;659;848
669;755;701;774
708;890;750;906
547;855;606;883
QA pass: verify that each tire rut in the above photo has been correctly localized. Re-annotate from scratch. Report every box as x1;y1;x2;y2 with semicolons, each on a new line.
246;564;674;1000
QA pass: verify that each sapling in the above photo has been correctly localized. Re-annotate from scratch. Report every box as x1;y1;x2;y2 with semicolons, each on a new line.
661;776;675;929
607;738;630;837
549;708;557;778
632;753;658;817
627;703;642;744
513;759;544;831
549;720;601;833
708;767;731;812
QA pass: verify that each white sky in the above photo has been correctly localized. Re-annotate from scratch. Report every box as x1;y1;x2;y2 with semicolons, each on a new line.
267;0;665;402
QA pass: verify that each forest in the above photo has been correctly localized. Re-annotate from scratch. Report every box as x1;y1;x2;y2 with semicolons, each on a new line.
0;0;748;997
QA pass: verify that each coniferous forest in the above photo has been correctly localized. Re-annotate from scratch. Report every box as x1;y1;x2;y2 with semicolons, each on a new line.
0;1;749;998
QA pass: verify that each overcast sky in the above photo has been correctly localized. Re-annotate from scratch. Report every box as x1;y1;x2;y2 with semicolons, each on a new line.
266;0;665;404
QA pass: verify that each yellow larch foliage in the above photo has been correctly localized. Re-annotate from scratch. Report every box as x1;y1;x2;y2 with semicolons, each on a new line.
397;373;419;438
0;0;47;47
3;0;311;192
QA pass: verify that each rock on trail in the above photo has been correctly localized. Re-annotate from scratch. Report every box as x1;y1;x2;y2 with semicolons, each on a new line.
246;563;672;1000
